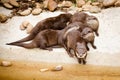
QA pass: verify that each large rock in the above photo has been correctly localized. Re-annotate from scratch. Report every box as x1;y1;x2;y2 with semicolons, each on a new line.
1;0;9;3
103;0;117;7
3;2;13;9
76;0;85;7
115;0;120;7
48;0;57;11
32;8;42;15
43;0;49;8
9;0;19;7
19;8;32;16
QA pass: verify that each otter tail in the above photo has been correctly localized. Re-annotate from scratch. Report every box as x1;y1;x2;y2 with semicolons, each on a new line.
8;34;35;44
6;42;37;49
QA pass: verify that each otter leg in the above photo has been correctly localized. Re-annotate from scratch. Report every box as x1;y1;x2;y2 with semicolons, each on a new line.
83;58;86;64
66;48;74;57
90;40;96;49
95;29;99;36
78;58;82;64
86;42;89;51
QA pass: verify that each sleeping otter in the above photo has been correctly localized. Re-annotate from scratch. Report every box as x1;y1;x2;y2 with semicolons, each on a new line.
8;13;72;44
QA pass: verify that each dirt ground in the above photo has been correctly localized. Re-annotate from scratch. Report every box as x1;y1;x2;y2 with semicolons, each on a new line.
0;7;120;80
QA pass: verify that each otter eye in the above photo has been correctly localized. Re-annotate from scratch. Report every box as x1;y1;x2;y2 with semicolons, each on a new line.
88;31;91;33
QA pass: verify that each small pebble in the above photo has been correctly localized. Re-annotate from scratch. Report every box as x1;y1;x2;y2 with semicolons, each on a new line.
40;68;49;72
1;61;12;67
51;65;63;71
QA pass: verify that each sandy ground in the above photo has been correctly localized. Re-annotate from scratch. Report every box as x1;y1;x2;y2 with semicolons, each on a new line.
0;7;120;80
0;60;120;80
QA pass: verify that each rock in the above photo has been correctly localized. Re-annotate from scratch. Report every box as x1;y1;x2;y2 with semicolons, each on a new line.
76;7;83;12
3;2;13;9
97;0;104;3
9;0;19;7
76;0;85;7
69;6;82;12
32;8;42;15
92;2;100;6
0;13;8;23
20;21;30;30
103;0;117;7
40;68;49;72
1;61;12;67
43;0;49;8
51;65;63;71
26;23;33;34
86;0;92;5
82;4;92;11
35;2;42;8
48;0;57;11
115;0;120;7
61;1;73;8
19;8;32;16
89;6;101;13
1;0;9;3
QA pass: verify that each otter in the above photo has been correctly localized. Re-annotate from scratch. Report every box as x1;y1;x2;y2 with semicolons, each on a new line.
8;13;72;44
63;22;96;50
63;29;88;64
7;22;96;51
70;12;99;36
7;29;63;50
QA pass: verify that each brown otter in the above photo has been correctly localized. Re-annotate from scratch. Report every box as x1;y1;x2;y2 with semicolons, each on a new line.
8;13;72;44
64;29;88;64
63;22;96;50
7;22;96;51
7;29;63;50
70;12;99;36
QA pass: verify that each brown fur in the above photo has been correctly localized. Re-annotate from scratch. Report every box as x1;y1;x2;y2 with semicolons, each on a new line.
8;13;72;44
64;29;88;64
63;22;96;50
6;22;90;50
70;12;99;36
7;29;63;50
6;25;75;50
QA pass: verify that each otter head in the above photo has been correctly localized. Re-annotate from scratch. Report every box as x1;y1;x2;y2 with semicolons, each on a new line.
86;16;99;31
81;27;95;42
75;43;87;59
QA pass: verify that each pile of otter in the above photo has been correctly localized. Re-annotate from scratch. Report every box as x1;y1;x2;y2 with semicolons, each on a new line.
7;12;99;64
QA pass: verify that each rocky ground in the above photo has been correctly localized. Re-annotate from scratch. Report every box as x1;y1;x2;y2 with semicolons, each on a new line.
0;5;120;80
